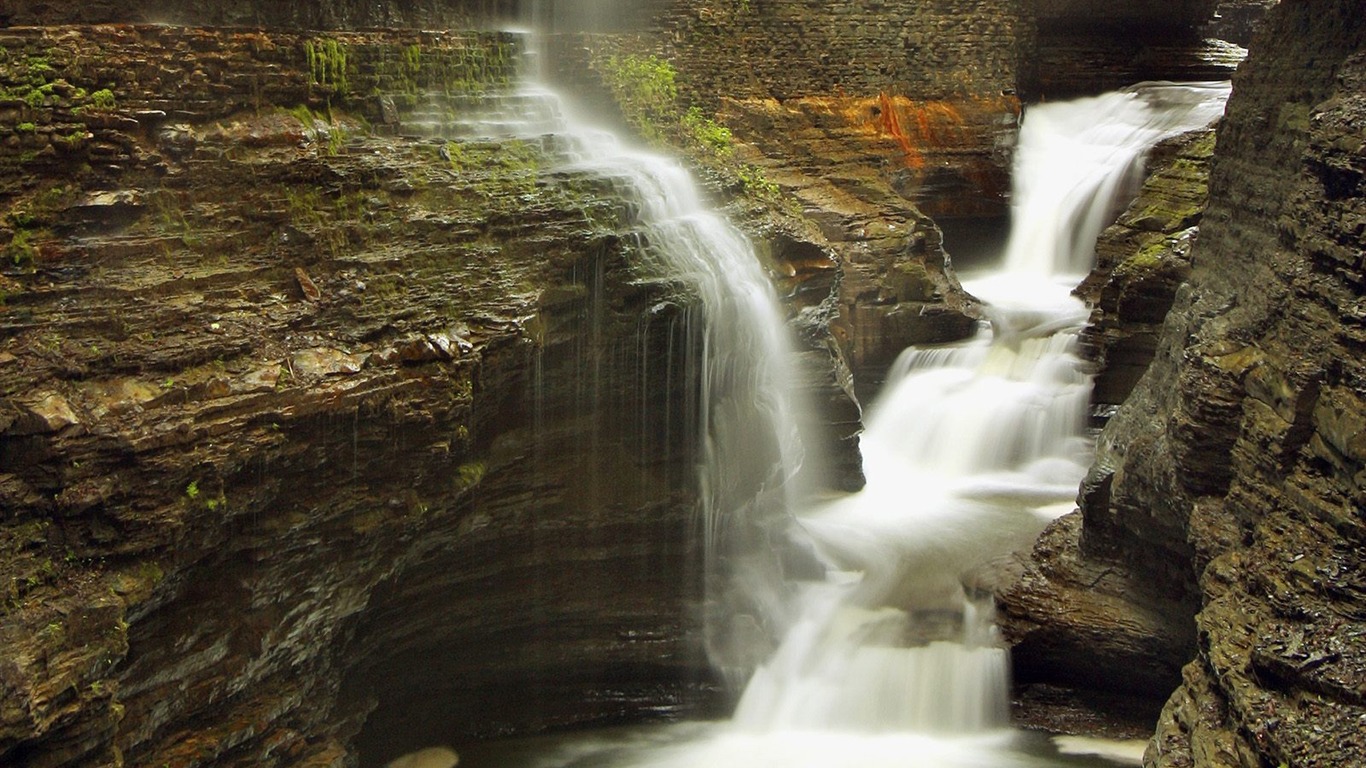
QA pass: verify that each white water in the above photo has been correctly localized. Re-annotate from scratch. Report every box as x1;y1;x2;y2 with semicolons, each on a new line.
468;81;1226;768
717;81;1231;758
441;67;806;679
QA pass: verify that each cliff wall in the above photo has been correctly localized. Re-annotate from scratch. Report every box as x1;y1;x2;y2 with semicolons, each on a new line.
608;0;1243;397
0;25;722;767
0;0;514;30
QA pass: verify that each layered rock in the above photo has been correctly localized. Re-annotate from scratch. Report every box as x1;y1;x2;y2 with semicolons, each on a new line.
0;25;725;767
594;0;1031;400
1028;0;1244;99
999;2;1366;763
1079;129;1218;413
995;128;1223;735
0;0;513;30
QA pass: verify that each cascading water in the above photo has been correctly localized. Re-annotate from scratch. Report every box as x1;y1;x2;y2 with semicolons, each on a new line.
413;8;1231;761
448;79;1230;768
727;82;1234;746
509;1;810;688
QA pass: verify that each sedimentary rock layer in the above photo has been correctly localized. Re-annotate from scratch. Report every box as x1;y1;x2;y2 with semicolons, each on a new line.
0;26;717;766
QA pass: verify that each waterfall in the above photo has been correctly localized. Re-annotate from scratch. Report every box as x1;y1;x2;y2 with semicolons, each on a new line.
440;9;1230;759
713;81;1232;762
993;81;1232;280
509;3;810;685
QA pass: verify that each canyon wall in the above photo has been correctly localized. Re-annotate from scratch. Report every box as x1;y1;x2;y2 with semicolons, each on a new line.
609;0;1244;403
0;26;728;767
999;2;1366;764
0;0;513;30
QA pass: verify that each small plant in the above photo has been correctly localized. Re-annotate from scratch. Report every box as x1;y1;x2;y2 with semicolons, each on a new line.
5;229;37;269
456;461;486;489
595;52;783;203
88;88;115;110
185;480;200;500
682;106;731;152
288;105;347;156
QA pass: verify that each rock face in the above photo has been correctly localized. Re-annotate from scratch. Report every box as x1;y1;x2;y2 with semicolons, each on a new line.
611;0;1027;398
1028;0;1243;99
0;25;727;767
7;2;1356;767
1079;129;1218;413
999;2;1366;764
0;0;512;29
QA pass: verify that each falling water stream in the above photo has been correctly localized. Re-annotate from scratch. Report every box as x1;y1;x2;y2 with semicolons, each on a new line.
397;15;1231;764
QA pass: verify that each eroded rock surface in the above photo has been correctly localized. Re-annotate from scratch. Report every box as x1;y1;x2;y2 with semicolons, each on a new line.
1079;129;1219;413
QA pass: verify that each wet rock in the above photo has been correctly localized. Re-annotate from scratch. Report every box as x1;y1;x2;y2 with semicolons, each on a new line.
995;513;1194;726
7;392;82;435
1077;129;1218;413
68;189;146;230
79;378;161;419
290;348;366;377
157;123;196;159
294;266;322;302
0;25;701;768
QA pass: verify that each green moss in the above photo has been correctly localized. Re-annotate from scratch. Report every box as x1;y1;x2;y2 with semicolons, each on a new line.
305;38;350;99
56;130;87;149
71;88;117;116
1112;238;1172;280
442;140;466;170
403;43;422;84
5;229;37;270
456;461;486;490
595;52;782;202
15;122;36;133
89;88;115;110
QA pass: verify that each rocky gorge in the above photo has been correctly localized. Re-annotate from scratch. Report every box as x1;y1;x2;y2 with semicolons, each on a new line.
1;1;1363;767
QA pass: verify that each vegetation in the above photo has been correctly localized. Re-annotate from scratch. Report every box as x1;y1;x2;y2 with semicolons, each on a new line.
456;461;486;490
88;88;115;110
595;52;782;201
305;38;350;98
0;52;95;114
288;104;348;155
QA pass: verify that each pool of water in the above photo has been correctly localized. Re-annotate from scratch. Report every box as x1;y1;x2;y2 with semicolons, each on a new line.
452;722;1145;768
